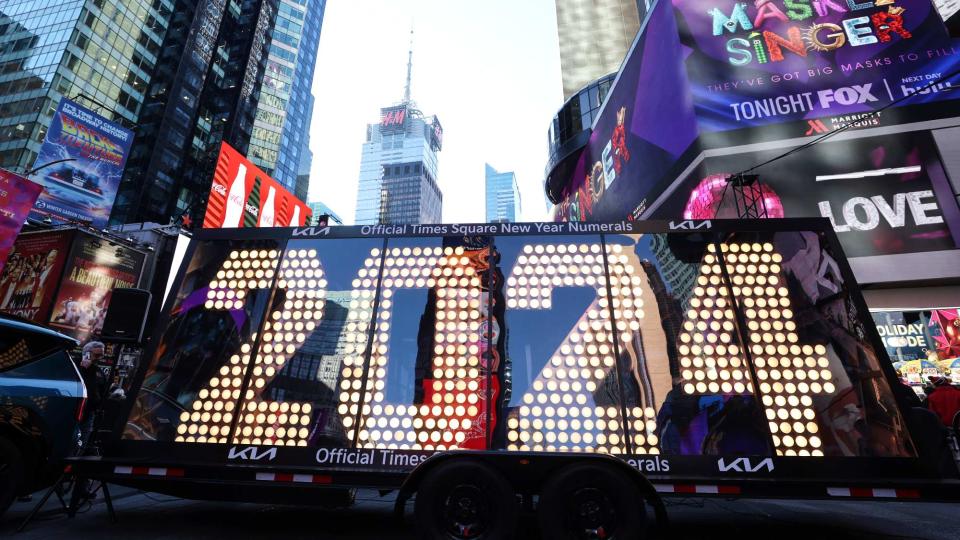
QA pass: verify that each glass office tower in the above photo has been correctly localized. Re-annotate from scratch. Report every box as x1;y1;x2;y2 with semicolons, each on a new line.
354;105;443;225
109;0;278;226
485;163;521;223
0;0;171;172
248;0;325;201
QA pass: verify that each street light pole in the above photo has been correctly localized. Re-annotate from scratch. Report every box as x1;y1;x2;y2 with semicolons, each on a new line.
26;158;78;176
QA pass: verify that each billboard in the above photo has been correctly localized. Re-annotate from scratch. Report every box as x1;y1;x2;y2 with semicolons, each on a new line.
48;232;146;343
380;104;409;131
0;169;42;274
552;0;700;223
0;230;73;323
29;98;134;228
651;131;960;257
552;0;960;224
678;0;960;137
202;143;312;229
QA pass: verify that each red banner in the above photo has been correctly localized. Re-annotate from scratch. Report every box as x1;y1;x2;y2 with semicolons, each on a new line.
202;143;312;229
0;230;73;323
0;169;43;274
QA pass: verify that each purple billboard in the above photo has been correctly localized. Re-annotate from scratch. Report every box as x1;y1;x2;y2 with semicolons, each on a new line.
552;0;960;223
680;0;960;133
553;0;700;223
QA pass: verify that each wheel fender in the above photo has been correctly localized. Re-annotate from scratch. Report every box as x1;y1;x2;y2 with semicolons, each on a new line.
393;451;479;517
575;453;670;533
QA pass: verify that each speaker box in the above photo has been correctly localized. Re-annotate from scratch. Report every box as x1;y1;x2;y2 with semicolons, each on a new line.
100;288;152;343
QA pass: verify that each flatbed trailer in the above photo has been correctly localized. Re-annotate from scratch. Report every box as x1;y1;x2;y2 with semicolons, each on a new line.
66;219;960;539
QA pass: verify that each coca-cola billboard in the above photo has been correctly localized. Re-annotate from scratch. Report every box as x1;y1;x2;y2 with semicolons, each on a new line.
202;143;312;229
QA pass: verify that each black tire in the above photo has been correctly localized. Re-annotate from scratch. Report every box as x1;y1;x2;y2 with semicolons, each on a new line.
537;462;647;540
0;437;25;518
414;459;519;540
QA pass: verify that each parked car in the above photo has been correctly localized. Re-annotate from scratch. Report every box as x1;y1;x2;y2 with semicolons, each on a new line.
0;314;83;517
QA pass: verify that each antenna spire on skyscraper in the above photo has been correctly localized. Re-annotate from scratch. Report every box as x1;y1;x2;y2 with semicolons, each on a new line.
404;27;413;104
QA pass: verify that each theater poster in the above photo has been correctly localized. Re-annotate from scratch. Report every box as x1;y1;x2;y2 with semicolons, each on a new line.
0;230;74;323
0;169;42;274
28;98;133;228
47;232;146;343
202;143;312;229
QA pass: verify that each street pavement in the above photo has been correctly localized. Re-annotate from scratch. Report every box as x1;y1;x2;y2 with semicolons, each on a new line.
1;486;958;539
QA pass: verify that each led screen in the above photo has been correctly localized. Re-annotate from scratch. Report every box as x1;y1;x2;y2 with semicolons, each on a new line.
123;223;915;465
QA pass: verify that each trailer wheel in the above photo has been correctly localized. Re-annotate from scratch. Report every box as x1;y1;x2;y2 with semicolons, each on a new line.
537;462;647;540
414;459;518;540
0;436;25;517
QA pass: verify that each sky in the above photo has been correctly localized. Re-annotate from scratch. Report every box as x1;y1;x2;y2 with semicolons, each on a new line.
307;0;562;224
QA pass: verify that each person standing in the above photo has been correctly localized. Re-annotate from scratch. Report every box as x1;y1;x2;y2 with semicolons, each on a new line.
77;341;106;447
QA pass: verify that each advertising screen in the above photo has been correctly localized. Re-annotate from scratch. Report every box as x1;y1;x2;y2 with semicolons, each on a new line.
122;221;929;482
678;0;960;136
0;169;42;274
872;308;960;387
202;143;312;229
552;0;700;223
552;0;960;225
48;232;146;343
0;230;73;323
28;98;134;228
651;131;960;257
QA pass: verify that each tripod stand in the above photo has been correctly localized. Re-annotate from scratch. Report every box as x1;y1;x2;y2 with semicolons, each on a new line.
16;407;118;532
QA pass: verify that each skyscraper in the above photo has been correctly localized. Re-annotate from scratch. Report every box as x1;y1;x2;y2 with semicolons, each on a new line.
248;0;326;201
0;1;169;172
485;164;521;223
545;0;645;207
553;0;643;101
110;0;281;226
354;34;443;225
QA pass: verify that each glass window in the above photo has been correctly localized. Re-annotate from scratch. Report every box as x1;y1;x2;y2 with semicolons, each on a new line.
123;238;285;443
230;237;385;448
0;322;71;372
604;232;767;457
343;236;493;451
494;234;629;454
716;229;914;457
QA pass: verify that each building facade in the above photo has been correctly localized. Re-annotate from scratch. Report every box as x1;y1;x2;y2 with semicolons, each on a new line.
553;0;643;101
109;0;279;226
0;0;171;173
545;1;647;206
306;200;341;225
485;163;520;223
248;0;325;201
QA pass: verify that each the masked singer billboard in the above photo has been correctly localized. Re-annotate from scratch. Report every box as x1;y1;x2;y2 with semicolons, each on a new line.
29;98;133;228
202;143;312;229
552;0;960;224
682;0;960;136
